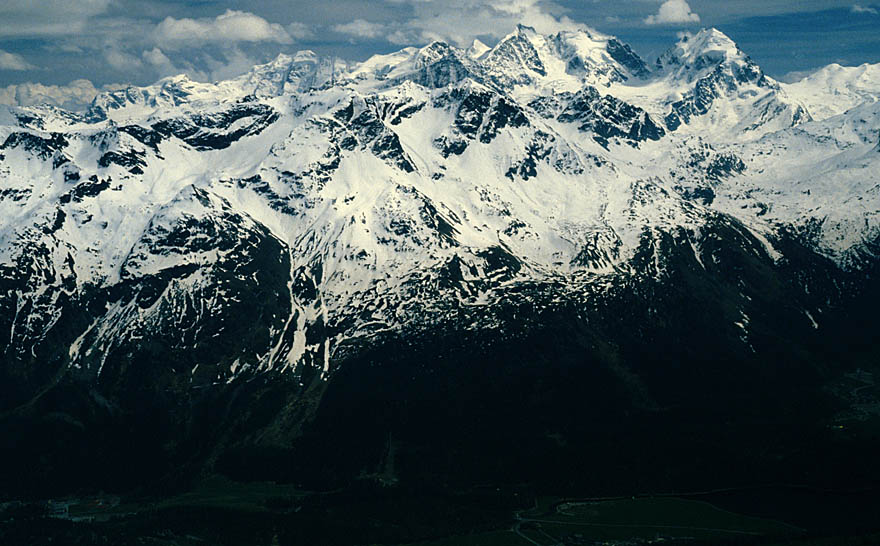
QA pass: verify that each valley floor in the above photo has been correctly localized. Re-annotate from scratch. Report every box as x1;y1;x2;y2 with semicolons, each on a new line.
4;477;880;546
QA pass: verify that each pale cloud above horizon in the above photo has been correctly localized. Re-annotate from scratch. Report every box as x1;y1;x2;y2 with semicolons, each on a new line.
0;79;124;111
388;0;582;46
645;0;701;25
0;49;37;71
331;0;583;48
851;4;879;14
332;19;387;40
153;10;294;50
0;0;113;38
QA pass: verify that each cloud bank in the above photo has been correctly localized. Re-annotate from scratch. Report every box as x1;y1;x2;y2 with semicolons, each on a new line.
153;10;293;49
0;79;124;110
332;0;583;47
0;0;113;37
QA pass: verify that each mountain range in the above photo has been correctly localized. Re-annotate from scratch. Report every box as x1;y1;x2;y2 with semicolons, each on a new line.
1;23;880;508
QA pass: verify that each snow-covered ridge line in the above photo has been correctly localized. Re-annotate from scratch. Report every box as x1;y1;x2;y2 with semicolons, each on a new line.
1;23;878;383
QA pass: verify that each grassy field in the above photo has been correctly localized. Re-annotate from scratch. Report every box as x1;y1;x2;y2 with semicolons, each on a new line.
67;475;310;520
522;496;802;543
152;476;310;511
402;495;804;546
411;530;534;546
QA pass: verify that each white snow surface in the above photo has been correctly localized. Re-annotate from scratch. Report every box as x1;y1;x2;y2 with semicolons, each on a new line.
783;62;880;120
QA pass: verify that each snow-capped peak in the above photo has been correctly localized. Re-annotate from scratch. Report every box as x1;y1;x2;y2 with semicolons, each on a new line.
656;28;749;78
548;27;650;81
512;23;539;38
684;28;739;53
642;26;801;136
414;41;458;68
783;61;880;120
477;23;652;94
236;50;350;96
482;24;546;77
85;74;213;122
467;39;491;59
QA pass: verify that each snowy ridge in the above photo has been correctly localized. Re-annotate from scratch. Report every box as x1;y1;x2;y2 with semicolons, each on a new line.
1;24;879;385
783;62;880;120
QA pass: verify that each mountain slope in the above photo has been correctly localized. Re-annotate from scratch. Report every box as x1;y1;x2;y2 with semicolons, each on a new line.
1;24;879;499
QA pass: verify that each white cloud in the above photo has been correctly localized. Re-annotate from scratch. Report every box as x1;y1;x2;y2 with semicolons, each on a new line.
200;48;264;82
379;0;583;48
645;0;701;25
852;4;879;14
104;48;143;72
0;79;124;110
154;10;292;49
0;0;112;37
141;47;181;77
386;28;436;46
333;19;386;39
142;47;171;67
287;21;315;40
56;44;85;54
0;49;37;71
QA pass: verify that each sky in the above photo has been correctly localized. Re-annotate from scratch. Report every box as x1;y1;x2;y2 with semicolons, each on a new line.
0;0;878;107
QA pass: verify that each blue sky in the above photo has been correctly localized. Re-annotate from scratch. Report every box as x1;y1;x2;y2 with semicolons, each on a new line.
0;0;878;98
